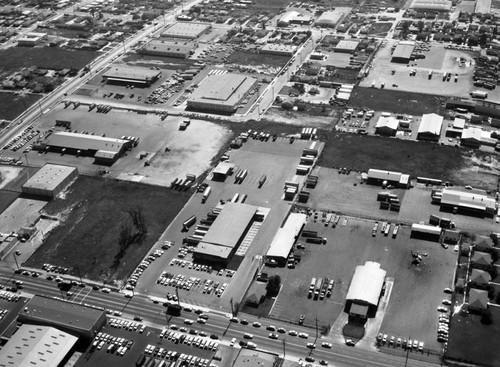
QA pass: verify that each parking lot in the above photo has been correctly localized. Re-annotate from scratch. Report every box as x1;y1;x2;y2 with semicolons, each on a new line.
78;318;217;367
135;136;321;309
264;217;457;353
360;40;475;97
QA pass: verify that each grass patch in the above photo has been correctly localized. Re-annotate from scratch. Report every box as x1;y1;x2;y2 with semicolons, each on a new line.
350;87;447;115
0;191;19;214
366;22;392;36
446;311;500;367
0;47;98;72
317;132;465;179
0;92;42;121
24;176;190;283
227;50;290;68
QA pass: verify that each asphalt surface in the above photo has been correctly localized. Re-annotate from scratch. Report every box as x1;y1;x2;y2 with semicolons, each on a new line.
0;267;440;367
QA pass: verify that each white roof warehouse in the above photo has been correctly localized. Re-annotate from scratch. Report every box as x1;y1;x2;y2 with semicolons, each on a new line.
266;213;307;265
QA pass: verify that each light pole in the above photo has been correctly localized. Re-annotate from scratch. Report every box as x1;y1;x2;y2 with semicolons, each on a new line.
13;252;20;270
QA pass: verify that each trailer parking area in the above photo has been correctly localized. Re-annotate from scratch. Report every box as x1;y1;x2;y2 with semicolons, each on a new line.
265;217;456;354
135;137;320;310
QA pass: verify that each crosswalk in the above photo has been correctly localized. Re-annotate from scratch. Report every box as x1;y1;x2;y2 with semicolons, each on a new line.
208;69;227;76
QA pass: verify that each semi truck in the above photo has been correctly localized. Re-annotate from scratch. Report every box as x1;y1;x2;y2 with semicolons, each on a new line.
314;278;322;300
470;90;488;99
201;186;211;203
258;175;267;188
182;215;196;231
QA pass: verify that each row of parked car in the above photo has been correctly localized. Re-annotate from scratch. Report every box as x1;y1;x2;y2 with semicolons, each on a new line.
108;318;146;333
127;247;166;290
93;332;134;357
377;333;425;351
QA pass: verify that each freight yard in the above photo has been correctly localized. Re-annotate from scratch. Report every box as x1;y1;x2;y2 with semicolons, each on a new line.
0;0;500;367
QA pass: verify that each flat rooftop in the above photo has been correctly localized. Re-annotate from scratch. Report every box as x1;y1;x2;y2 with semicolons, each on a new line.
20;295;105;333
189;73;257;107
103;65;161;82
142;39;195;54
392;42;415;60
201;202;257;249
22;164;77;192
47;132;128;154
0;324;78;367
161;22;210;39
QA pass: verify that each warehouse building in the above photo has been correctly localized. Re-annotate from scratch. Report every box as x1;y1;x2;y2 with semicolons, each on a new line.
193;202;259;265
138;39;196;58
161;22;211;39
212;161;235;181
265;212;307;266
391;41;415;63
375;116;399;136
366;168;410;188
439;188;496;217
461;127;482;148
103;65;162;87
0;324;78;367
17;32;46;46
410;0;452;12
22;164;78;198
417;113;443;141
410;223;442;241
42;132;131;164
345;261;386;319
277;11;313;26
260;44;296;56
187;73;257;114
19;295;106;340
333;40;359;53
315;10;345;28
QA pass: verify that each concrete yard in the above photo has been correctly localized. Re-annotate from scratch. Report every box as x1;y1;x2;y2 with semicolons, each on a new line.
135;137;321;310
29;105;231;186
265;217;456;354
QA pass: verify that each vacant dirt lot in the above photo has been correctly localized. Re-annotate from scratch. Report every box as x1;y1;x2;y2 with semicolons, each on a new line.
316;132;499;190
25;176;190;283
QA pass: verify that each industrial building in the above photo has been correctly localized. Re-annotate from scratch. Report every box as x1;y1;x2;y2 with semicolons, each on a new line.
375;116;399;136
187;73;257;114
366;168;410;188
265;212;307;266
161;22;211;39
345;261;386;319
193;202;259;265
410;0;452;12
212;161;235;181
17;32;46;46
439;188;496;217
42;132;131;164
391;41;415;63
277;11;313;26
260;44;296;56
22;164;78;198
461;127;482;148
314;10;345;28
410;223;442;241
417;113;443;141
19;295;106;340
333;40;360;53
102;65;162;87
0;324;78;367
138;39;196;58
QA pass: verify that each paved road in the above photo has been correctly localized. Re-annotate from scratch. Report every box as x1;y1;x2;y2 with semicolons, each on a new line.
0;268;440;367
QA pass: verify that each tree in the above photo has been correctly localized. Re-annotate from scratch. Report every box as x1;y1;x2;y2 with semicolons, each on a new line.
481;309;493;325
266;275;281;297
281;101;293;110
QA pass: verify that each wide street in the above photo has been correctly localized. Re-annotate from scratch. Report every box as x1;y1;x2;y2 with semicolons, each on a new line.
0;267;440;367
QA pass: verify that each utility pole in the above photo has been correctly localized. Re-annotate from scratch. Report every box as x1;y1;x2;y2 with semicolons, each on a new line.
175;287;180;307
315;315;319;340
230;298;235;317
13;252;19;270
282;338;286;358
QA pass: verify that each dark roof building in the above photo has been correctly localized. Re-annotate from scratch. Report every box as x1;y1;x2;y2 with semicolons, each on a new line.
468;288;489;312
469;269;491;287
18;295;106;340
103;65;162;86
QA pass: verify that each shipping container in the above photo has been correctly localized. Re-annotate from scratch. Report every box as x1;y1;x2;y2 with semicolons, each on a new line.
182;215;196;230
258;175;267;188
202;186;211;203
